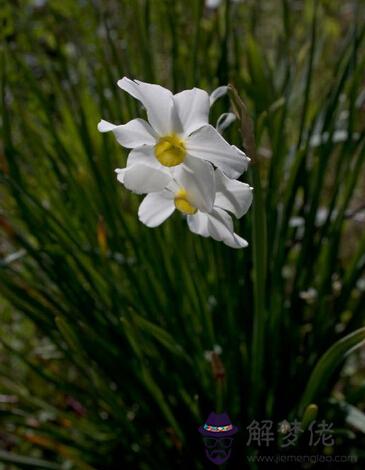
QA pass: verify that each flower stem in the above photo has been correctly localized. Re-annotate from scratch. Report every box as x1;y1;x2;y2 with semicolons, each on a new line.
229;86;267;415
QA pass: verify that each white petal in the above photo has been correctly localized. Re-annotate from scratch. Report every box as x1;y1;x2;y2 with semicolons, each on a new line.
214;168;253;218
98;120;118;132
207;208;248;248
117;78;179;135
187;212;210;238
216;112;236;133
98;118;157;148
126;145;164;170
231;145;250;172
173;88;210;136
210;85;228;106
174;156;215;212
138;192;175;227
166;178;180;194
116;164;171;194
186;125;247;178
115;168;127;184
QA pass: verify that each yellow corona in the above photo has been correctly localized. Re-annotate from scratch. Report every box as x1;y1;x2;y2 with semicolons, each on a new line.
155;134;186;167
174;188;197;215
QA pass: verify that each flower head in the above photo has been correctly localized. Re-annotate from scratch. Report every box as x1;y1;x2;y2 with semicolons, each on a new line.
98;78;249;196
138;166;253;249
98;78;253;248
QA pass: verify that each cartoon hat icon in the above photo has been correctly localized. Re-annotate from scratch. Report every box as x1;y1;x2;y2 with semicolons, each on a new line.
199;412;239;437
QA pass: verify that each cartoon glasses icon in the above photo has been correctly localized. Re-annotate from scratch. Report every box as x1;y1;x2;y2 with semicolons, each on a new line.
203;437;233;448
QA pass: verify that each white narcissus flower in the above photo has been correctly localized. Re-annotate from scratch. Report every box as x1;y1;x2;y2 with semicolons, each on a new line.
206;0;221;9
98;78;249;196
138;167;253;249
206;0;243;9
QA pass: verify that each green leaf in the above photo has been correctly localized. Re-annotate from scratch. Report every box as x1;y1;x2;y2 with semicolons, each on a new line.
301;403;318;430
133;313;192;364
0;450;61;469
299;328;365;414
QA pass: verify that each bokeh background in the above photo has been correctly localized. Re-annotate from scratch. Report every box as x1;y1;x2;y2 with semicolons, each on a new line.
1;0;365;468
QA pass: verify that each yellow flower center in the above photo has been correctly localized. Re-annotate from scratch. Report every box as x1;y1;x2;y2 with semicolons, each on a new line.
154;134;186;167
174;188;197;215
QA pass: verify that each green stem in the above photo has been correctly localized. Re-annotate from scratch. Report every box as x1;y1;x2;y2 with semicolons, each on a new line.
229;86;267;415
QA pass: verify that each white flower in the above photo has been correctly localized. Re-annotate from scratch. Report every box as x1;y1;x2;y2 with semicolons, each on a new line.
138;166;253;249
204;344;223;362
299;288;318;304
206;0;243;9
98;78;248;195
206;0;222;8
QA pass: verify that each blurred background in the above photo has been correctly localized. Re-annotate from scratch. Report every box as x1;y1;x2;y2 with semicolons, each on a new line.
1;0;365;468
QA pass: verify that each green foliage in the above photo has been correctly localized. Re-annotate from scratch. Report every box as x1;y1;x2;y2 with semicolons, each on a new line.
0;0;365;468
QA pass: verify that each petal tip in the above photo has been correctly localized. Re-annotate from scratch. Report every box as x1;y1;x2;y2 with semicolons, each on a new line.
98;119;115;132
117;77;135;90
